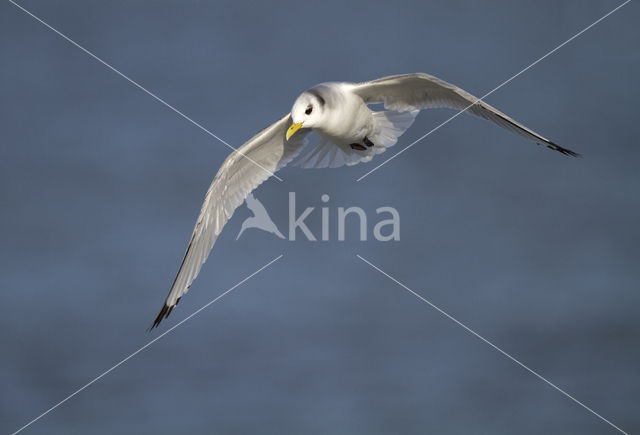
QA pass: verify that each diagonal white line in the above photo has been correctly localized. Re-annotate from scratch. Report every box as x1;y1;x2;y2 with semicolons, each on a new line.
8;0;283;182
10;254;284;435
357;0;631;182
356;254;629;435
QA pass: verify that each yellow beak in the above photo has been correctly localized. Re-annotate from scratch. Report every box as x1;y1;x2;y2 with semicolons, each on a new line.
286;122;304;141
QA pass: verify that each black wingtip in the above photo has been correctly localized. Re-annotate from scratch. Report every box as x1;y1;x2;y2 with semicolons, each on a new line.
148;297;181;331
545;141;581;158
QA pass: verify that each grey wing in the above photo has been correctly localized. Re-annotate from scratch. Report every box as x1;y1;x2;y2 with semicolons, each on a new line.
349;73;578;156
151;114;309;329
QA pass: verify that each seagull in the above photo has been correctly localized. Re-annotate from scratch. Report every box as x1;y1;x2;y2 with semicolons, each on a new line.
150;73;579;329
235;193;285;240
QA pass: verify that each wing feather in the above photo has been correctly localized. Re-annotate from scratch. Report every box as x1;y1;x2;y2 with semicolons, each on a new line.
151;114;308;328
350;73;579;156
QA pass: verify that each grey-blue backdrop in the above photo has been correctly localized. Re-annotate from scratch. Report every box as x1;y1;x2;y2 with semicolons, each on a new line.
1;1;638;434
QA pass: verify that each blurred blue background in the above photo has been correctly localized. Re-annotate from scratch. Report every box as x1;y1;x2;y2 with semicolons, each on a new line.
1;0;638;433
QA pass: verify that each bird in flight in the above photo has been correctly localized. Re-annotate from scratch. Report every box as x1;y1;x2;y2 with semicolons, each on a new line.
150;73;579;329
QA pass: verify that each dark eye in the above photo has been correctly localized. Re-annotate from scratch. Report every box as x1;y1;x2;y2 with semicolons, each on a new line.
305;106;313;115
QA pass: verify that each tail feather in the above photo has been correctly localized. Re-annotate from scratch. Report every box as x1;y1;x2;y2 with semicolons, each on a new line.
293;109;421;169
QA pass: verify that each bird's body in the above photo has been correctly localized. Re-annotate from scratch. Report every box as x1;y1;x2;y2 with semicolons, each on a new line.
150;73;579;329
303;83;373;147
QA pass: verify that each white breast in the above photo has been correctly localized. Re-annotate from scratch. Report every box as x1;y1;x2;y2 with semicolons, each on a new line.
313;83;373;146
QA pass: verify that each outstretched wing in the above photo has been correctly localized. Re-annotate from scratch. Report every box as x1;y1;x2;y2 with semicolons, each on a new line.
349;73;579;156
151;114;309;328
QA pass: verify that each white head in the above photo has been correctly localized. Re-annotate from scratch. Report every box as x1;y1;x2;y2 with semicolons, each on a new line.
286;88;327;140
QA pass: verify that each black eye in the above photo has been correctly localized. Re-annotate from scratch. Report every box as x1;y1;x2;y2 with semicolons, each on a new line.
305;106;313;115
